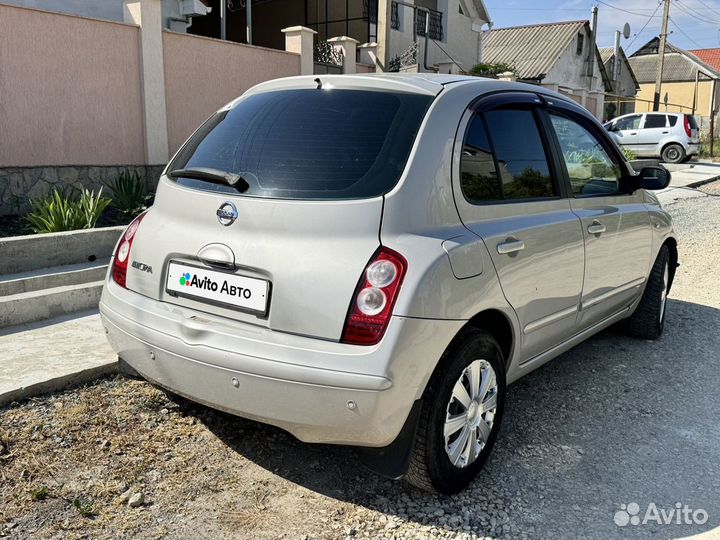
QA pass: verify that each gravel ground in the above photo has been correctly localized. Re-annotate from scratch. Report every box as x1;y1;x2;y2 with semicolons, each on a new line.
2;184;720;540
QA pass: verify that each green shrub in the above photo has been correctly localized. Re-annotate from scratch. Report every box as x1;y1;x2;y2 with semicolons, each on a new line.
24;188;111;234
621;147;637;160
469;62;515;77
106;170;153;221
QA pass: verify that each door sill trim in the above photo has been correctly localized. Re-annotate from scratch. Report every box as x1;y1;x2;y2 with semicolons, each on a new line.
519;305;632;368
523;305;579;334
580;277;645;311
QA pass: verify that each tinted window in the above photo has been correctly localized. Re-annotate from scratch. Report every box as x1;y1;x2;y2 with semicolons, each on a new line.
460;115;499;201
668;115;678;127
687;115;699;129
460;110;555;202
644;114;667;128
550;113;622;196
615;114;641;130
170;89;432;199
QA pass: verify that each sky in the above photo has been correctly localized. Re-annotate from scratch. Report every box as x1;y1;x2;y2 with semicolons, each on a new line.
484;0;720;54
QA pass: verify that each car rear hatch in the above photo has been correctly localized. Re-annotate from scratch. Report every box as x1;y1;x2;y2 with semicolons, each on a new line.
124;80;435;341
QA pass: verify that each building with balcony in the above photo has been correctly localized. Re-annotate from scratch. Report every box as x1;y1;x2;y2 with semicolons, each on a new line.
3;0;491;72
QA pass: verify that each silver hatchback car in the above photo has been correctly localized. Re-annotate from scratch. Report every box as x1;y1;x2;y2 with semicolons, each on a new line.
604;111;700;163
100;74;677;494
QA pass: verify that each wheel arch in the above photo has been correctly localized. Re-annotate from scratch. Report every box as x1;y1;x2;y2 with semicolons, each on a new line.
463;309;516;371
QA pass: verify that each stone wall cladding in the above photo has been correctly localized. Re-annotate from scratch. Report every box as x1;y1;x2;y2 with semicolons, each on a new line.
0;165;165;216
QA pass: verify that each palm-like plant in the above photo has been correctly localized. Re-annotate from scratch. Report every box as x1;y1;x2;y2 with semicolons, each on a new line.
24;189;111;234
106;170;153;221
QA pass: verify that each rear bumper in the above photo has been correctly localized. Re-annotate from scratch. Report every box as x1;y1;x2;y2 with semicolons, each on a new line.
99;279;464;446
687;142;700;156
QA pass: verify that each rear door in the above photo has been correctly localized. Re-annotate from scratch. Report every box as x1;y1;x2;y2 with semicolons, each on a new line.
612;114;642;154
544;102;651;329
637;113;669;155
126;86;434;341
452;93;585;361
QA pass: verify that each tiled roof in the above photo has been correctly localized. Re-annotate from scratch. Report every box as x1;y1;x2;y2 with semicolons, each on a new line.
629;38;720;82
689;48;720;72
482;20;588;81
482;20;611;90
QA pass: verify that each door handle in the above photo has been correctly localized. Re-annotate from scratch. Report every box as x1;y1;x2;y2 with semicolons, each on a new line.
662;131;669;134
630;132;637;135
587;221;606;235
497;239;525;255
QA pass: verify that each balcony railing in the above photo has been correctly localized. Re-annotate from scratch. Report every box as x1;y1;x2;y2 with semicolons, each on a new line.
415;8;442;40
389;2;443;40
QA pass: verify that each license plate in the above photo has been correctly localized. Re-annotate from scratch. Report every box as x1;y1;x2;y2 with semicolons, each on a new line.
166;261;269;314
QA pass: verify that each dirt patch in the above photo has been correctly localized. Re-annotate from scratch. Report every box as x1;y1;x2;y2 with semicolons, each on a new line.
0;376;467;540
698;178;720;196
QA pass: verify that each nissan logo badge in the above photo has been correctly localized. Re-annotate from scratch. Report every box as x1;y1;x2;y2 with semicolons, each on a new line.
216;201;238;226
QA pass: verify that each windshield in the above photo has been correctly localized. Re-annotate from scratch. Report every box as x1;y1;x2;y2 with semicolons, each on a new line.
169;88;433;200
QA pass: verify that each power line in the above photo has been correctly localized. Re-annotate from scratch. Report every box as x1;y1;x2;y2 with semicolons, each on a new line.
628;1;663;49
669;16;706;48
595;0;662;17
694;0;720;18
674;0;720;24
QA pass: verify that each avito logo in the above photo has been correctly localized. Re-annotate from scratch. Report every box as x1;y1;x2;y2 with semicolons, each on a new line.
179;272;220;292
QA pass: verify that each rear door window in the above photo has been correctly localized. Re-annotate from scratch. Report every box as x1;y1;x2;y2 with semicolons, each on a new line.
668;115;678;127
644;114;667;129
460;109;556;203
169;89;432;200
614;115;641;131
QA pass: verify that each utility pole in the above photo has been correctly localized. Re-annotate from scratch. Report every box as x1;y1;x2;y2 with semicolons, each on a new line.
653;0;671;111
587;6;598;77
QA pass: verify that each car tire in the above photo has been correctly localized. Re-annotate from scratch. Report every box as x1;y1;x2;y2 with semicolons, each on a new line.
625;246;670;340
661;143;685;164
405;328;506;494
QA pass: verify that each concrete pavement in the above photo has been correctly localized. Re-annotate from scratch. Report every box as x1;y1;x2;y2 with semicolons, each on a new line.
0;310;116;406
656;160;720;205
663;160;720;187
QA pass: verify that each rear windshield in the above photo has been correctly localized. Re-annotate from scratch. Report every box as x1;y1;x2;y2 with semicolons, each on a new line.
169;89;433;199
686;114;699;129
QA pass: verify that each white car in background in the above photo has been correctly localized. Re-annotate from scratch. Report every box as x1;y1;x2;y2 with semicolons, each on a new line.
604;112;700;164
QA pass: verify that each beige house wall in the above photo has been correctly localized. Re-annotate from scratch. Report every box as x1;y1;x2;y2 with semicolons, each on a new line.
635;80;716;116
162;31;301;157
0;4;145;167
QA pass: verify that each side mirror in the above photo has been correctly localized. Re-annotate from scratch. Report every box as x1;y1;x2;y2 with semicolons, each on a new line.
638;166;671;190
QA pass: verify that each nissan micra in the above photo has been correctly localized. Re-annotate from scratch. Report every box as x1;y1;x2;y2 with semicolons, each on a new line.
100;74;677;494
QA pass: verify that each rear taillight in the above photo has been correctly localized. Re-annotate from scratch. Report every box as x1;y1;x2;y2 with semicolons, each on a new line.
112;213;147;288
341;247;407;345
684;115;692;137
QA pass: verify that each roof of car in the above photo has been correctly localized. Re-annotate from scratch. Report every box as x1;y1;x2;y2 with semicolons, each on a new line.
239;73;505;100
224;73;583;115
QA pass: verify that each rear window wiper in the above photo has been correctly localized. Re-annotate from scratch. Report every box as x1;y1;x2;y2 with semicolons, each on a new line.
168;167;249;193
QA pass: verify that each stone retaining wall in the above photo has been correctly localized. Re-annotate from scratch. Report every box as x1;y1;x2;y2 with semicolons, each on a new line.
0;165;165;216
